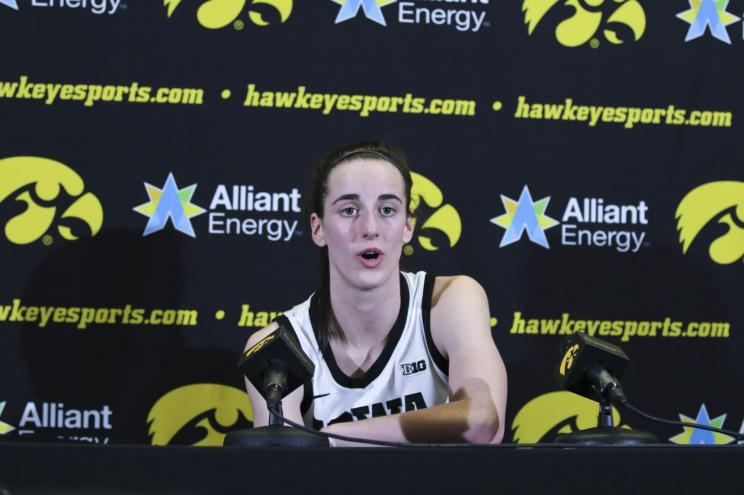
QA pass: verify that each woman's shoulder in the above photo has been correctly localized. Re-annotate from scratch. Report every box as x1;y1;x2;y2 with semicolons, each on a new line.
430;274;486;308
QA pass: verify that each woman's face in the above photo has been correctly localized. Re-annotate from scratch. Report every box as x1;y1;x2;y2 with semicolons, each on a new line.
311;157;413;292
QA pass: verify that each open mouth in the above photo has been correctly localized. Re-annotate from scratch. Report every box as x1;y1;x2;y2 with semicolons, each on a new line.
361;251;380;260
357;248;383;267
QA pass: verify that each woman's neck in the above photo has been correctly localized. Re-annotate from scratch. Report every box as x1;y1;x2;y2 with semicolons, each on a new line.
328;272;401;349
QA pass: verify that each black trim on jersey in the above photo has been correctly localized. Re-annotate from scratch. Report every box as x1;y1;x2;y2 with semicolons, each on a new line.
422;274;449;377
274;315;314;417
309;274;409;389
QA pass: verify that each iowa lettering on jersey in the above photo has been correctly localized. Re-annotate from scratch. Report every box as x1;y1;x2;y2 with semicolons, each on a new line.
312;392;427;430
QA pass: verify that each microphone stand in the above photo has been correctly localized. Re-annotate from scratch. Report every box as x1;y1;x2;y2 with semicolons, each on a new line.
224;366;329;447
555;392;658;446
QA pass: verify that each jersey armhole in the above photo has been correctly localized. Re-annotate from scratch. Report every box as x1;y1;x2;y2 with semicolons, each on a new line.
422;274;449;377
274;315;314;417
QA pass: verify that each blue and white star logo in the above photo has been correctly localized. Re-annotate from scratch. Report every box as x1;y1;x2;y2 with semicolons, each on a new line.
490;186;559;249
133;173;206;238
0;402;15;435
677;0;740;44
331;0;397;26
669;403;736;445
0;1;19;10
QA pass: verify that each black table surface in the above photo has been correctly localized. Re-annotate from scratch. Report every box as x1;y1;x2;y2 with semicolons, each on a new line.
1;441;743;495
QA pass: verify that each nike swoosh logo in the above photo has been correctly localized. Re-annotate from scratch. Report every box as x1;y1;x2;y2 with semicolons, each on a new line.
312;393;330;400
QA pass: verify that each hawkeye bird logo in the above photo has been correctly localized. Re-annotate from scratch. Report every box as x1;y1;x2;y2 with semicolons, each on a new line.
408;172;462;253
148;384;253;446
164;0;292;29
676;181;744;265
0;157;103;245
522;0;646;47
559;344;579;376
511;391;625;443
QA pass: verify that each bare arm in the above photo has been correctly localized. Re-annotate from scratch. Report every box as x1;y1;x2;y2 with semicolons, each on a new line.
323;275;507;446
244;322;306;428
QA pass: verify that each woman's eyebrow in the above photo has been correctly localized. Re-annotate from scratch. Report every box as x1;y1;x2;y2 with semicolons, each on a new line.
331;193;360;204
378;194;402;203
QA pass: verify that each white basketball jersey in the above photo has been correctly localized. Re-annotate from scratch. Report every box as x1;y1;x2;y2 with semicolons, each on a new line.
278;271;449;429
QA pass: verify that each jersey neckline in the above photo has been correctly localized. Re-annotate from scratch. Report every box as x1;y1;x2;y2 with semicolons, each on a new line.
309;273;409;389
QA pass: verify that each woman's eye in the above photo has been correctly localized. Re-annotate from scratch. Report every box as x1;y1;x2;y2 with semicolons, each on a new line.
340;207;358;216
380;206;396;216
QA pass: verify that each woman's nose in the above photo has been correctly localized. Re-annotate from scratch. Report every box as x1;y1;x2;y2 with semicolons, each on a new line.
360;211;379;238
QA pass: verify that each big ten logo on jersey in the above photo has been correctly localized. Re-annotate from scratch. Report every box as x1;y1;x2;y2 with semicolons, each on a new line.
401;359;427;376
147;384;253;446
0;156;103;246
406;171;462;255
522;0;645;48
511;391;628;443
163;0;292;30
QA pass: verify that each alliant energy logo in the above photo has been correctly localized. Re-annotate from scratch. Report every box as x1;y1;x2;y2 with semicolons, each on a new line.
332;0;491;33
677;0;740;44
522;0;645;47
133;173;206;238
0;401;15;435
2;0;124;15
407;171;462;254
134;174;301;242
0;156;103;246
669;404;736;445
164;0;292;29
208;182;301;241
511;391;625;443
491;185;649;253
148;384;253;446
676;181;744;265
7;400;113;443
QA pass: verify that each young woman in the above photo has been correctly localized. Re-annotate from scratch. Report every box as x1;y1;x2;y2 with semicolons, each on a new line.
245;142;507;446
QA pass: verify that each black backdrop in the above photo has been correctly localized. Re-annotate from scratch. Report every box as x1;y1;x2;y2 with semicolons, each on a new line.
0;0;742;446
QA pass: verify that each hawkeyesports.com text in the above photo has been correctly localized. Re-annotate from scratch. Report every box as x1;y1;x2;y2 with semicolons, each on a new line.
0;75;203;107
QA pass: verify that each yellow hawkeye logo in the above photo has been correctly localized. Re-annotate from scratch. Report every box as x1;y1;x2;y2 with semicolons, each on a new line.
408;172;462;253
559;344;579;376
148;384;253;446
676;181;744;265
522;0;646;47
512;391;625;443
164;0;292;29
0;157;103;245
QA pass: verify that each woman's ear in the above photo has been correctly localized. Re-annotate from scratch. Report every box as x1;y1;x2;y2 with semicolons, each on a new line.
403;214;414;244
311;213;326;247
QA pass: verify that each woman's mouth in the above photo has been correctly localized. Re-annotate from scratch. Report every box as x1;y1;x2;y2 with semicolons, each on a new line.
356;249;384;268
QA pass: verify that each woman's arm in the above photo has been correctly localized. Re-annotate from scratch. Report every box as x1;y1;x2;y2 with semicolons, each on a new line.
323;275;507;446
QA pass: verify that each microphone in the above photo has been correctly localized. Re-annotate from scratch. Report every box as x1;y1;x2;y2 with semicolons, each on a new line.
554;331;629;405
239;324;315;420
227;323;329;446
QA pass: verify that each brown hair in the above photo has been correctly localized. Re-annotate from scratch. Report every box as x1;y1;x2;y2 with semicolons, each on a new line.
309;141;414;349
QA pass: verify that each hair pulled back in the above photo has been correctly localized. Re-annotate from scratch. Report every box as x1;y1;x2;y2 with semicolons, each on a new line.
309;141;414;349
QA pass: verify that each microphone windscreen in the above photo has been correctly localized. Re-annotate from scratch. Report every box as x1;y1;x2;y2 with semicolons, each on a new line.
239;324;314;400
554;332;629;400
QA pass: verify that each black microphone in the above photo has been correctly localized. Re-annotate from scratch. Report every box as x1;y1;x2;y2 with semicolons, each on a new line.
554;331;629;405
239;324;315;422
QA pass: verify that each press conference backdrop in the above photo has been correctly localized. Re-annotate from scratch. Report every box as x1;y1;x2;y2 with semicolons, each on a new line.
0;1;742;447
